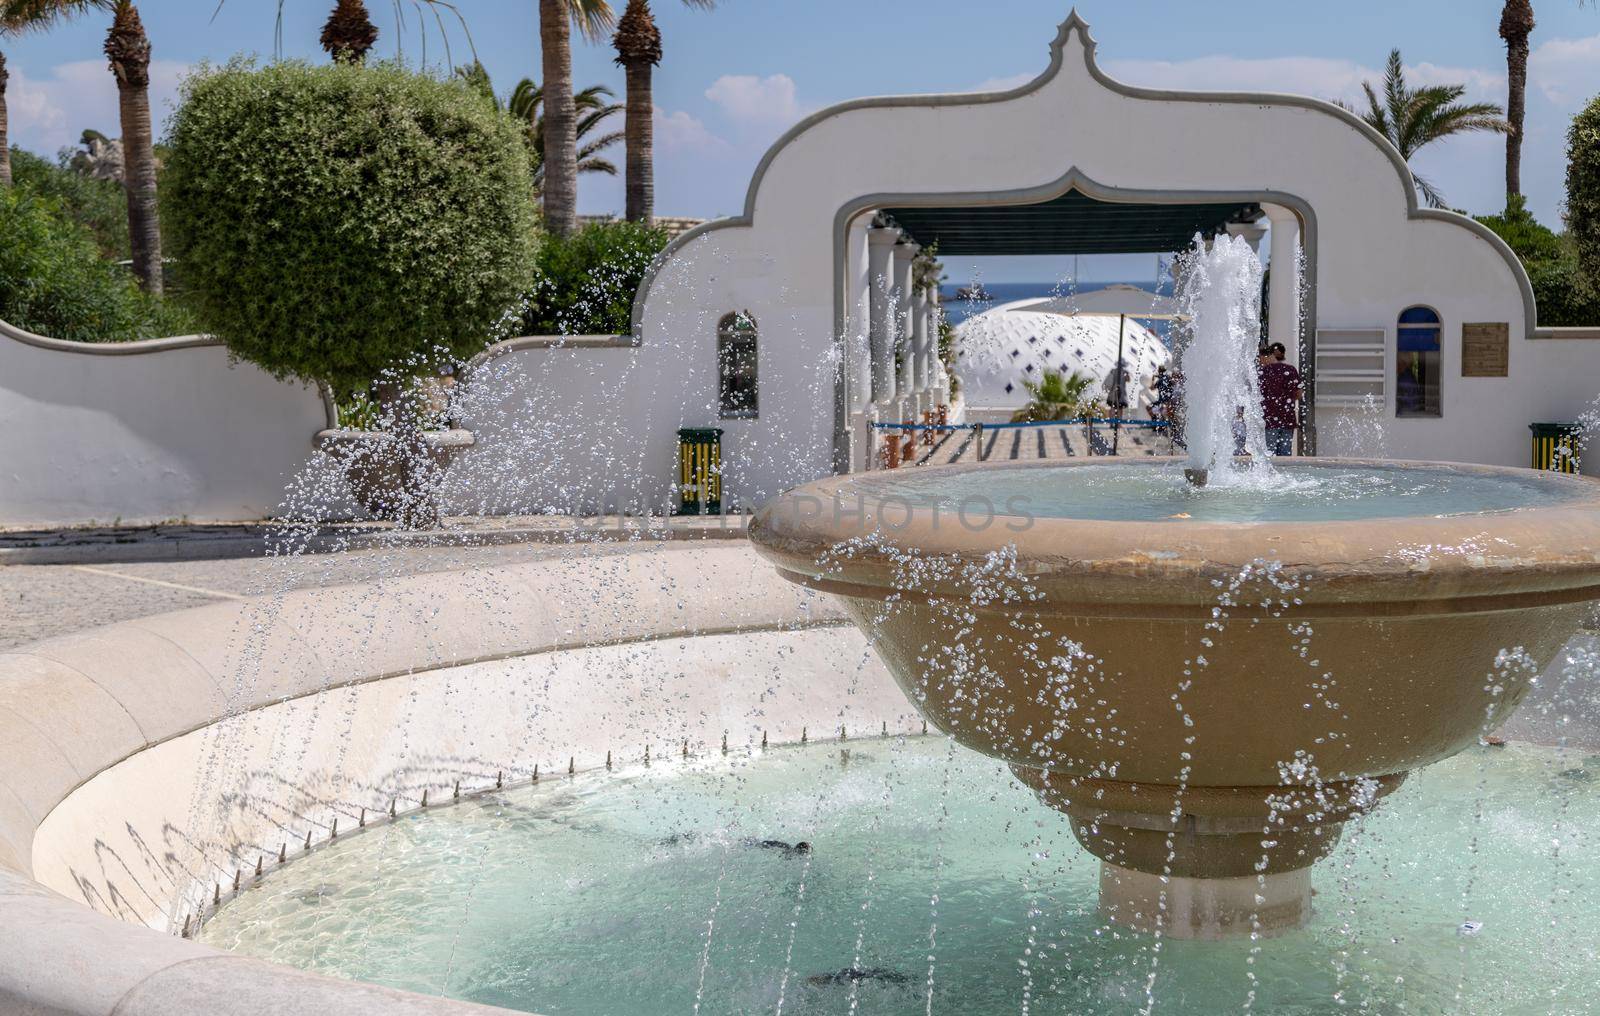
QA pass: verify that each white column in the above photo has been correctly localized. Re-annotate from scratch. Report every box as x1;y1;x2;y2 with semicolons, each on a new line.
846;217;873;413
930;289;950;405
892;242;918;420
913;288;932;398
866;227;902;405
1264;205;1302;364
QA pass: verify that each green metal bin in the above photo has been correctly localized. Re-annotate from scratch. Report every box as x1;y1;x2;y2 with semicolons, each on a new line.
1529;422;1583;474
676;428;723;515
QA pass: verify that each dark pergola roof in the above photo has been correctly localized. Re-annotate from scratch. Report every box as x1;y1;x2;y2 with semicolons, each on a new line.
880;190;1261;256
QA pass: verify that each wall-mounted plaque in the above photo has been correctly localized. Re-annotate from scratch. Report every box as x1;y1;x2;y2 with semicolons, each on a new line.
1462;322;1509;377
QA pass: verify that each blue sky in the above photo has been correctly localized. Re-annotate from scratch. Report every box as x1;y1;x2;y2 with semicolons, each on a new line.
7;1;1600;282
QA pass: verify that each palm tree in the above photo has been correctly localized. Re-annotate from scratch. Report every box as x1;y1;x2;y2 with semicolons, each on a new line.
540;0;614;237
456;63;622;196
0;48;10;186
1012;369;1095;424
322;0;378;63
510;79;622;190
611;0;659;225
1500;0;1535;198
1341;50;1511;209
1501;2;1597;199
1;0;163;292
610;0;715;226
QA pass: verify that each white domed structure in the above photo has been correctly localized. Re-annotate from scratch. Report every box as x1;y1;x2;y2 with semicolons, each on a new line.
954;291;1173;414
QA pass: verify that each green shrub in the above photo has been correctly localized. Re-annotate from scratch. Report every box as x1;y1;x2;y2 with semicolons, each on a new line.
1477;194;1600;327
162;59;540;401
1525;255;1600;326
8;146;131;261
1568;95;1600;286
1476;194;1564;263
521;219;667;335
0;187;194;341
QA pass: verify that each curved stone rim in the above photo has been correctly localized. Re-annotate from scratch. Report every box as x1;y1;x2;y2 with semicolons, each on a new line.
751;457;1600;610
0;544;887;1016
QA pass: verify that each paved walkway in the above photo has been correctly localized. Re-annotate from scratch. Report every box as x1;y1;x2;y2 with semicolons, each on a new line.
0;539;705;651
914;419;1177;465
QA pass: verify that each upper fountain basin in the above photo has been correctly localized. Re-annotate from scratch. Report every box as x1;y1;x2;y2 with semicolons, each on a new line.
750;458;1600;614
752;460;1600;788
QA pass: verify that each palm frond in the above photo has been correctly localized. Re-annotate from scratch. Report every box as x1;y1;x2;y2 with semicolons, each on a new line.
201;0;475;62
0;0;115;34
508;78;542;123
1343;47;1508;205
576;129;623;160
1012;369;1093;423
575;155;618;176
1418;102;1512;146
572;83;617;110
567;0;615;41
1382;50;1408;146
574;103;622;137
1359;80;1391;146
1411;170;1446;209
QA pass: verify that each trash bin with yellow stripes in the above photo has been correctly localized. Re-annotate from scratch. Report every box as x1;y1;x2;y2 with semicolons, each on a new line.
676;428;723;515
1529;422;1583;474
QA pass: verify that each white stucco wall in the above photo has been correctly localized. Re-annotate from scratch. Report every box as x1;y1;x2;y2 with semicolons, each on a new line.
469;11;1590;503
7;13;1598;528
0;320;330;526
1317;331;1600;472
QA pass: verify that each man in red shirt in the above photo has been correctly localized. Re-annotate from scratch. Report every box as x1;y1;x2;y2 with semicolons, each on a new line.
1258;342;1302;456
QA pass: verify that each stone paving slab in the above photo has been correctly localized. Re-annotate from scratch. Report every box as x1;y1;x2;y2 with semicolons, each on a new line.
0;540;709;651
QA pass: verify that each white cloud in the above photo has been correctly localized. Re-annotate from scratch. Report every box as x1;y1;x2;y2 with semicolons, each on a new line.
1530;34;1600;106
1408;62;1506;98
1097;52;1522;217
653;107;731;155
704;73;804;126
1102;54;1502;109
5;58;190;156
1104;55;1374;104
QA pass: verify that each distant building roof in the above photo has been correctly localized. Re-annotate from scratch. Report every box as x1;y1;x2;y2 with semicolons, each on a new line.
578;214;707;241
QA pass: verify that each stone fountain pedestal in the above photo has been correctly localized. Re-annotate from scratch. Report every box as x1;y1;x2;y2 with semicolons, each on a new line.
1010;763;1404;937
1098;864;1311;939
750;458;1600;939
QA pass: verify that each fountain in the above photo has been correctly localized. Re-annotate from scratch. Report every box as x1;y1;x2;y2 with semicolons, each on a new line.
751;236;1600;940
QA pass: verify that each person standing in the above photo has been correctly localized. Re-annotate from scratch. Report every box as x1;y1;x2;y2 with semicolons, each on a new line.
1103;358;1130;417
1152;365;1174;422
1258;342;1303;456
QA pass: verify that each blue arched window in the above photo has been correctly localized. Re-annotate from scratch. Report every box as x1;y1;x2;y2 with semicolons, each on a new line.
1396;306;1442;418
718;312;759;419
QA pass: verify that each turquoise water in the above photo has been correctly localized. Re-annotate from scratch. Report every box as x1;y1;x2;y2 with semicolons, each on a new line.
202;738;1600;1015
868;462;1591;523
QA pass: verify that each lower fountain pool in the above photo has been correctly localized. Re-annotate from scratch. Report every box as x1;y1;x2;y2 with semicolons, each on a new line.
200;736;1599;1015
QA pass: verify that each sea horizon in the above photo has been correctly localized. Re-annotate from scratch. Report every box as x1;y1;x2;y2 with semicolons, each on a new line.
937;280;1172;326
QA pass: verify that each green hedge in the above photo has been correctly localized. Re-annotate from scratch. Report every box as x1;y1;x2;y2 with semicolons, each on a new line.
7;146;131;261
1477;194;1600;327
1569;95;1600;288
521;220;668;336
0;186;194;342
162;59;540;400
